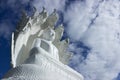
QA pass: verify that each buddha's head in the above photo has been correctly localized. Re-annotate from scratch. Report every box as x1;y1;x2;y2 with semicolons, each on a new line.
42;27;55;41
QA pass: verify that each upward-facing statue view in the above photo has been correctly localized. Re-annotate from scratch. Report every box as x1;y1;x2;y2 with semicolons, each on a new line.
2;8;84;80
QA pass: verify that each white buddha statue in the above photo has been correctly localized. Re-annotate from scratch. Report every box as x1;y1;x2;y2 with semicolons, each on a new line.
2;27;62;80
25;27;59;65
2;9;84;80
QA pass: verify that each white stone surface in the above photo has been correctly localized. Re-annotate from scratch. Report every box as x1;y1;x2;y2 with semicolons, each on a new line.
2;8;84;80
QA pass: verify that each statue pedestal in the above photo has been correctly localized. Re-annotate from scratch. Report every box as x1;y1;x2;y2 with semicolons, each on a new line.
3;52;83;80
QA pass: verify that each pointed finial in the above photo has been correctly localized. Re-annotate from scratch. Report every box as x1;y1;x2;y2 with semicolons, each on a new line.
39;6;47;19
33;6;37;12
65;38;69;44
31;6;38;18
33;6;37;13
21;10;27;18
53;9;56;13
40;6;46;14
42;7;46;12
60;24;64;28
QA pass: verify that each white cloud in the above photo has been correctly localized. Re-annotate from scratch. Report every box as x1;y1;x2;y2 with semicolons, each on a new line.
64;0;100;41
66;0;120;80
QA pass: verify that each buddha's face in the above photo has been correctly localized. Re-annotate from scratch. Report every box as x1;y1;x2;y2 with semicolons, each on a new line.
42;28;55;41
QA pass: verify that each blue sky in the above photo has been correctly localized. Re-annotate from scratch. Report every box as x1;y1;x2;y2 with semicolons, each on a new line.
0;0;120;80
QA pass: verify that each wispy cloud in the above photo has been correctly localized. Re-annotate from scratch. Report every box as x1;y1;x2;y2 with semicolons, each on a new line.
64;0;102;41
66;0;120;80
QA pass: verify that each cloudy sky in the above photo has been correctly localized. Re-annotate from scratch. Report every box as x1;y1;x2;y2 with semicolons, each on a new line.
0;0;120;80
